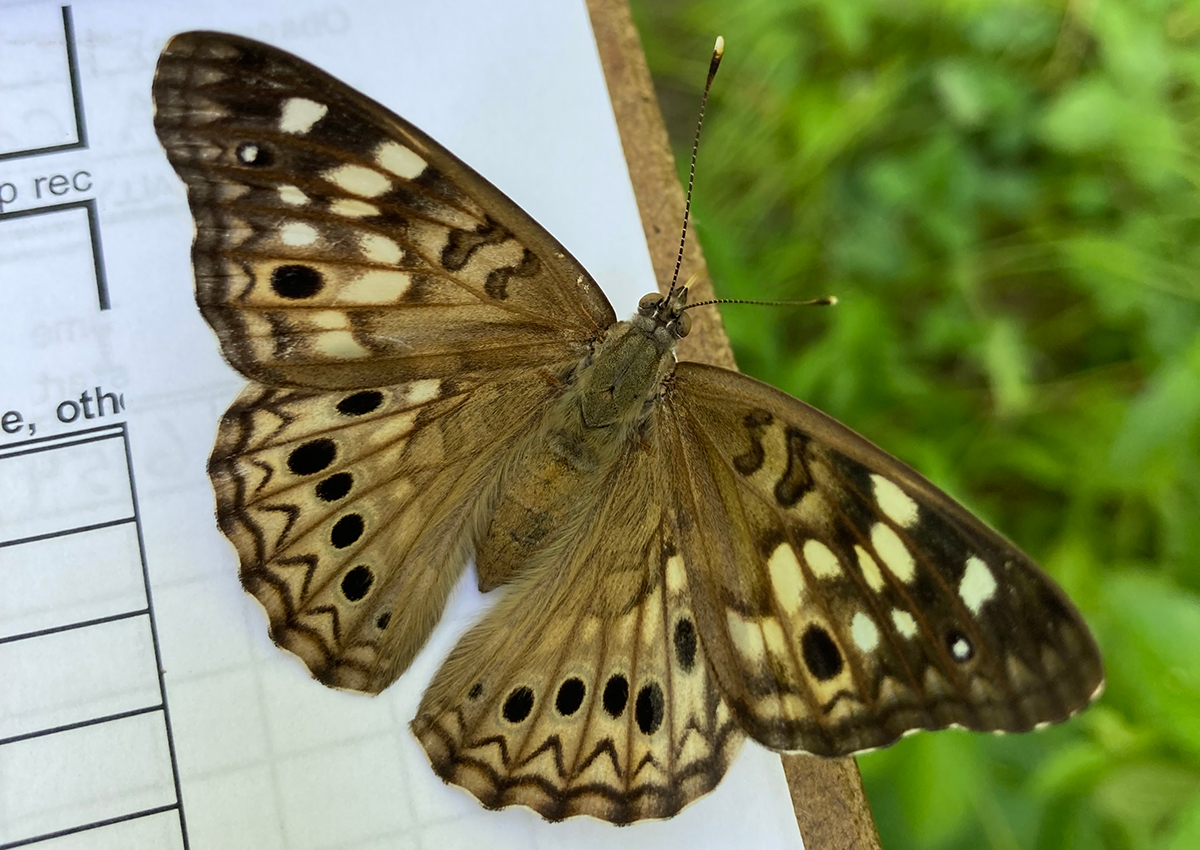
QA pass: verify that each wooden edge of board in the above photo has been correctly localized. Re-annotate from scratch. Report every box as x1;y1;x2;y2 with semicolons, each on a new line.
583;1;884;848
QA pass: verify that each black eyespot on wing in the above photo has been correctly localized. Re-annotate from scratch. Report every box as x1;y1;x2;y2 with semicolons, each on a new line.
801;625;843;681
502;687;534;723
376;611;391;630
288;439;336;475
340;565;373;601
947;629;974;662
602;674;628;718
235;141;273;166
315;472;352;501
270;264;323;299
634;683;664;735
468;682;483;701
337;390;383;416
555;678;586;717
673;618;697;673
330;514;363;548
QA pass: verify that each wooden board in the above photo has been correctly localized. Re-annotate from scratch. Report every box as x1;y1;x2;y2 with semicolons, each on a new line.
584;1;884;847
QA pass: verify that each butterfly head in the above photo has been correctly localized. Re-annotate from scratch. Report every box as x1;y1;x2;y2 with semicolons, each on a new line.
636;288;693;342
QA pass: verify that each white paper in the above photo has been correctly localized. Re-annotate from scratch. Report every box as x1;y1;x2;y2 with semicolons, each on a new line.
0;1;803;847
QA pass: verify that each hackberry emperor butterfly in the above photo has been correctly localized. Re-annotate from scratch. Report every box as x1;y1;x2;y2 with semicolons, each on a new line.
152;31;1104;824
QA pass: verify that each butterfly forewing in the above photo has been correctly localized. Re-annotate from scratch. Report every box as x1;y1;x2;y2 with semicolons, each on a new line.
664;363;1104;755
152;31;615;696
153;31;615;390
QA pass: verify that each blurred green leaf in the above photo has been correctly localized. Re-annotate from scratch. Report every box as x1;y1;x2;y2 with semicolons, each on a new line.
1094;763;1200;846
1038;78;1123;153
1100;572;1200;759
1168;792;1200;850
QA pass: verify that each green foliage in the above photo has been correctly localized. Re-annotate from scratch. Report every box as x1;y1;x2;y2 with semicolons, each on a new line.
632;0;1200;846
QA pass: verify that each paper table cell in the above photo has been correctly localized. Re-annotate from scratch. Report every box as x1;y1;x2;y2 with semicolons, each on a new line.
31;808;184;850
0;614;161;741
0;522;146;640
0;711;177;846
0;437;133;543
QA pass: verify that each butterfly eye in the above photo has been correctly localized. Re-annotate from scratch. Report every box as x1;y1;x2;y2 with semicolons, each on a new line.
671;311;693;338
638;293;663;315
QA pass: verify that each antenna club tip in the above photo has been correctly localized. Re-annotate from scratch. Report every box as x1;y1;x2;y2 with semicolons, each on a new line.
825;295;838;306
714;36;725;57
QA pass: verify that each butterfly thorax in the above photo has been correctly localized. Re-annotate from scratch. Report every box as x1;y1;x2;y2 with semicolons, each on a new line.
473;291;689;591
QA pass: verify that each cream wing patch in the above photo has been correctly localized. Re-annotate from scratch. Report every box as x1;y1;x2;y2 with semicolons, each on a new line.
870;474;919;527
959;556;998;614
850;611;880;652
279;97;328;134
767;543;806;615
360;233;404;265
338;270;412;303
377;141;428;179
277;184;308;206
870;522;916;582
280;221;318;246
891;608;919;639
803;539;841;579
324;163;392;197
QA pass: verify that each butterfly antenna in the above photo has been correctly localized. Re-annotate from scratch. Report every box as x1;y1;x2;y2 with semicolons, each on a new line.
667;36;724;301
684;295;838;310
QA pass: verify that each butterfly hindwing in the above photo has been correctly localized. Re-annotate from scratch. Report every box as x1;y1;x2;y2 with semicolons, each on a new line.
210;368;568;693
153;31;615;391
413;442;745;823
662;362;1104;755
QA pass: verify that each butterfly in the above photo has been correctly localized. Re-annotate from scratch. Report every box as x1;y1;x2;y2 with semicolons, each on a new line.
152;31;1104;824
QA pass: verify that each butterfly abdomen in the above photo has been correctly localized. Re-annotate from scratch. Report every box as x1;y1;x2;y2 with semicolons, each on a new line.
474;319;677;590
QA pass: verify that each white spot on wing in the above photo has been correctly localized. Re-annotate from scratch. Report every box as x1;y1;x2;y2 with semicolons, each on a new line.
950;636;972;661
851;611;880;652
891;609;918;638
761;619;788;657
870;523;915;582
871;474;919;527
279;97;328;134
360;233;403;265
958;556;997;614
278;185;308;206
666;555;686;594
767;543;805;614
726;610;766;663
237;143;261;164
311;311;347;330
315;330;368;359
855;545;885;591
339;270;411;303
406;379;441;405
377;141;428;179
803;539;841;579
330;198;380;218
325;164;391;197
280;222;318;246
